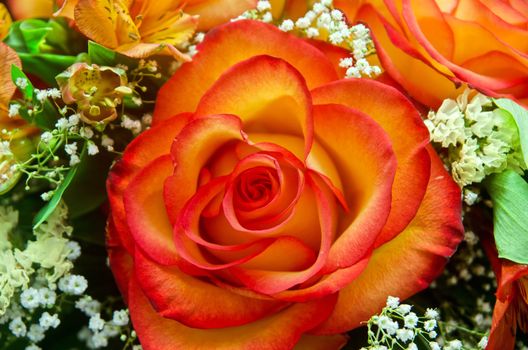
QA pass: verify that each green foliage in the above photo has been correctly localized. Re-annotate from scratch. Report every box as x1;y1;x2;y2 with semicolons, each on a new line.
32;164;79;230
88;41;137;67
10;64;61;129
486;170;528;264
5;19;87;85
494;98;528;167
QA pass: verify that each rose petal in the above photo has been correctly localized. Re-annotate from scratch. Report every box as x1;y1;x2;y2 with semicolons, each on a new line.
313;146;463;334
128;274;338;350
185;0;257;31
164;115;246;224
154;20;339;123
134;248;286;329
195;55;314;158
311;79;430;250
124;155;178;265
309;103;397;271
228;172;336;294
107;113;192;253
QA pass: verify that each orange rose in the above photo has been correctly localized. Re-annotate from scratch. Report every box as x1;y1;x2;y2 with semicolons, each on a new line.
107;20;463;349
337;0;528;109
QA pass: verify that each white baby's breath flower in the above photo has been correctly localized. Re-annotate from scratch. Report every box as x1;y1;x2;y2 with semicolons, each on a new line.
20;288;41;310
404;312;418;329
425;308;439;319
9;317;27;337
386;296;400;308
38;288;56;307
16;78;28;89
27;324;45;343
256;0;271;11
8;103;21;117
40;132;53;144
445;340;463;350
58;274;88;295
35;89;48;102
89;313;105;331
66;241;81;260
55;118;69;130
279;19;294;32
397;304;412;315
87;142;99;156
111;309;129;326
39;312;60;330
396;328;414;343
429;342;441;350
80;127;94;139
69;154;81;166
295;17;311;29
47;88;61;99
424;319;437;331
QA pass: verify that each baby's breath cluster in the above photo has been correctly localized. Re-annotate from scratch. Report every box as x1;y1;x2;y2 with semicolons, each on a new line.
0;203;137;350
2;60;161;199
425;89;526;189
361;296;488;350
0;203;82;349
237;0;381;79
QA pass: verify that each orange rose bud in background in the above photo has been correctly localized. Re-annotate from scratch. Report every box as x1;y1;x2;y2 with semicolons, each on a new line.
106;20;463;349
337;0;528;109
5;0;55;19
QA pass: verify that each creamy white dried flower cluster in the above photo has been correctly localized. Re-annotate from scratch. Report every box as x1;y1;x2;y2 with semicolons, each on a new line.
425;89;525;188
360;296;488;350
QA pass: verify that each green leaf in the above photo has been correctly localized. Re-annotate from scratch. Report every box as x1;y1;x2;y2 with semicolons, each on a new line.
494;98;528;166
18;19;53;54
11;64;34;101
88;41;136;67
485;170;528;264
18;52;82;86
63;148;114;218
33;165;79;229
11;64;62;130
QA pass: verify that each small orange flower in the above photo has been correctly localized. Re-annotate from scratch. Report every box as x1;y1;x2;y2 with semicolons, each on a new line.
487;261;528;350
57;63;131;125
56;0;256;59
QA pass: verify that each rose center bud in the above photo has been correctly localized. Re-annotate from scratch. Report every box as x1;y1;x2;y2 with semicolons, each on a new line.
234;166;279;211
219;152;305;233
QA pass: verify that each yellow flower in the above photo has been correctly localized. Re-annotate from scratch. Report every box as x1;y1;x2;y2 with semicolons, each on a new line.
57;63;131;125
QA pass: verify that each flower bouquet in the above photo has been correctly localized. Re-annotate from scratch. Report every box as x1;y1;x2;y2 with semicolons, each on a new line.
0;0;527;349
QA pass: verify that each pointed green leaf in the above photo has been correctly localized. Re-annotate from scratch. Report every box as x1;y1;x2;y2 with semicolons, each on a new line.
32;165;78;229
486;170;528;264
88;41;136;67
494;98;528;166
